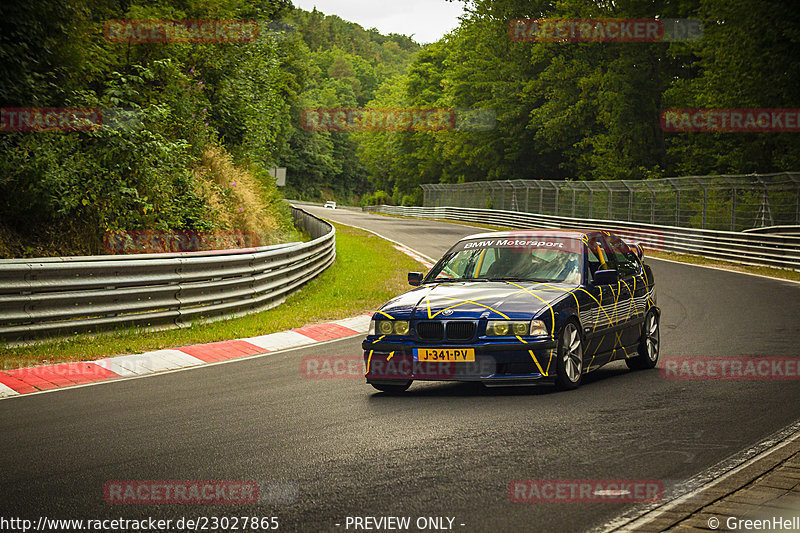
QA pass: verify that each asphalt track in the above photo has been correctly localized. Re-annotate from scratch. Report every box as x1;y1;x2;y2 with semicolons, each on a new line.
1;207;799;532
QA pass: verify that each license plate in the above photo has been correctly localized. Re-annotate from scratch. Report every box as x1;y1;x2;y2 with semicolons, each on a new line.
413;348;475;362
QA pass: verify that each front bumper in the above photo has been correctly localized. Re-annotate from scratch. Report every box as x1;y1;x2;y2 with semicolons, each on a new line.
362;338;557;383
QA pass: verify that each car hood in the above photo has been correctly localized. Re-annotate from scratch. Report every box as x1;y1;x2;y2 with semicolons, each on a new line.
377;281;578;321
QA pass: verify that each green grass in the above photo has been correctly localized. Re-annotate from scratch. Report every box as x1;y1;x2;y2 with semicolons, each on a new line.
0;223;422;366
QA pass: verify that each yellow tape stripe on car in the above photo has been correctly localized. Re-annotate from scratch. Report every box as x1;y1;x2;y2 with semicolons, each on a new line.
619;278;633;322
503;281;555;340
475;249;486;275
426;293;511;319
528;349;547;376
436;297;510;319
365;350;374;375
518;335;548;377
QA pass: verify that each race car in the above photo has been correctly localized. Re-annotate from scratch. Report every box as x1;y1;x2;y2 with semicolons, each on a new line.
362;229;660;393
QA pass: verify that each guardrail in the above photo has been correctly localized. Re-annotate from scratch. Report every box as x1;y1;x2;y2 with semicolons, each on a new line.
0;206;335;343
363;205;800;271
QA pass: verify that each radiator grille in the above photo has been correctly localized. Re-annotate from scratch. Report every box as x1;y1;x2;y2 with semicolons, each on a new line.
446;321;476;341
415;321;476;342
416;321;444;341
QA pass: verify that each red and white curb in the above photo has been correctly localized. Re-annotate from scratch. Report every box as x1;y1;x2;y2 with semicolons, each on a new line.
393;245;435;269
0;229;435;400
0;315;372;399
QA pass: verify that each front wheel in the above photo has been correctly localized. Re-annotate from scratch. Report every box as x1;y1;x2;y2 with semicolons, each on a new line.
555;321;583;391
626;310;660;370
369;380;412;393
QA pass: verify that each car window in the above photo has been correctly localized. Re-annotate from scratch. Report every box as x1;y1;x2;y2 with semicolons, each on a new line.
586;244;602;282
475;248;498;277
428;237;583;284
607;235;641;278
588;235;611;274
439;248;484;279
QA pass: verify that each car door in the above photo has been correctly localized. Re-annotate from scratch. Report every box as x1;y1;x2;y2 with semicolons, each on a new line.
605;233;644;355
581;234;619;370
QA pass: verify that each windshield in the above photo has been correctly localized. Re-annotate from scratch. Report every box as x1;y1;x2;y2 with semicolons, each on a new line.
427;237;583;284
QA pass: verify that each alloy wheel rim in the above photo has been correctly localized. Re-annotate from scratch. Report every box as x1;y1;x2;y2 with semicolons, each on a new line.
646;314;659;361
562;324;582;382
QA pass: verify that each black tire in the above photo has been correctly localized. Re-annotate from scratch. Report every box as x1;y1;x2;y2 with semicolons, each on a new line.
369;380;412;393
555;321;584;391
626;310;660;370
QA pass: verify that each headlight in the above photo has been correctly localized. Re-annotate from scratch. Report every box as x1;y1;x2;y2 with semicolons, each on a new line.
486;320;548;337
372;320;410;336
486;320;529;336
529;320;548;336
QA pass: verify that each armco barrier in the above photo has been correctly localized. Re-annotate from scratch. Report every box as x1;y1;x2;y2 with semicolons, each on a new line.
0;206;335;342
363;205;800;271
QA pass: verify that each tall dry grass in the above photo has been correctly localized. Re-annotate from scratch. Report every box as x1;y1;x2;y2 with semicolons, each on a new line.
193;145;290;246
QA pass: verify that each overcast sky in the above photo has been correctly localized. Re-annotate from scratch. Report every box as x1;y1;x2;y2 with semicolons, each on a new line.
291;0;466;44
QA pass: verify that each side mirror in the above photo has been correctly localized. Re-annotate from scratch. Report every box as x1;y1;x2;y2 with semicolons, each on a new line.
593;269;619;285
408;272;424;286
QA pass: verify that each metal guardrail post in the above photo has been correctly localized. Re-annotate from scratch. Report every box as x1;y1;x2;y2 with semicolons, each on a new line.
524;183;530;212
644;181;656;225
601;181;613;220
665;178;680;227
552;181;560;216
538;182;544;214
567;181;577;218
788;173;800;225
622;181;633;222
694;177;707;229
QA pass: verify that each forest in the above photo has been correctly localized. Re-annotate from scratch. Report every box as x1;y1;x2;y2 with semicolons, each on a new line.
0;0;798;256
360;0;800;205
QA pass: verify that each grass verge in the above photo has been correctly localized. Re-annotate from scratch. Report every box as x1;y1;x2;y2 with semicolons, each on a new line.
0;223;421;366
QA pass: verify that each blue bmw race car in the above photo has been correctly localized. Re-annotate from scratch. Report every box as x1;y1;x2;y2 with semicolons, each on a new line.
362;229;660;393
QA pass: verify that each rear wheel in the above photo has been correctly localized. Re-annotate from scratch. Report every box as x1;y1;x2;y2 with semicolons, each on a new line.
555;321;583;391
626;310;659;370
369;380;412;393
